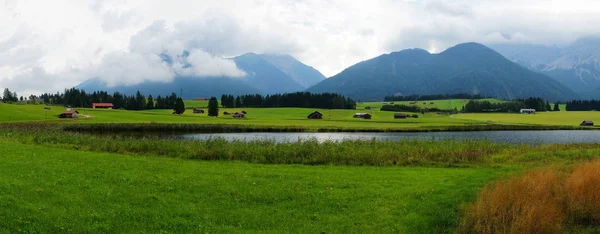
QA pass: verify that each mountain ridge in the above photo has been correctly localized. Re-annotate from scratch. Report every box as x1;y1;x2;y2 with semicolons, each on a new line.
307;42;578;101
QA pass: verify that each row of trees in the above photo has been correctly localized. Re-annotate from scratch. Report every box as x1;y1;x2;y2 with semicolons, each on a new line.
383;93;488;102
38;88;183;111
220;92;356;109
2;88;20;103
463;97;556;113
565;100;600;111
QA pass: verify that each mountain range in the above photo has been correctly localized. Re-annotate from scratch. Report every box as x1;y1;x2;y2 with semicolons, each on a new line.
307;43;578;101
76;53;326;99
77;42;596;102
490;37;600;98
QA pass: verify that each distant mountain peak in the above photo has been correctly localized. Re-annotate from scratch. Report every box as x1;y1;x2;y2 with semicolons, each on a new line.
308;42;577;101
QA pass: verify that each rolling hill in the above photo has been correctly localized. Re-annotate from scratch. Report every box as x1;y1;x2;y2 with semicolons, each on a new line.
307;43;578;101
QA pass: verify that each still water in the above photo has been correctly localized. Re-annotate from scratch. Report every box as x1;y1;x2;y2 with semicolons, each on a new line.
176;130;600;144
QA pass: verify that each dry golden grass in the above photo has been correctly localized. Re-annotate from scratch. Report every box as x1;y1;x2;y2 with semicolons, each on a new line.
459;159;600;234
566;160;600;225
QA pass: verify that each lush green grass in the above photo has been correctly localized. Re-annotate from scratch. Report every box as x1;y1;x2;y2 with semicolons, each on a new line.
456;111;600;127
0;103;479;130
0;140;508;233
360;98;503;111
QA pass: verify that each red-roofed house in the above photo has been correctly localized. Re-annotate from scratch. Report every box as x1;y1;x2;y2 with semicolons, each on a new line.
92;103;114;109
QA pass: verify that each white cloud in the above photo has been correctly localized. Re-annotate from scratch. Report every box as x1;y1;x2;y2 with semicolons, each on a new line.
2;0;600;95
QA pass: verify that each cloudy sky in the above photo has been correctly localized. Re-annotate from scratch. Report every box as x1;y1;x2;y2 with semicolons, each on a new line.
2;0;600;95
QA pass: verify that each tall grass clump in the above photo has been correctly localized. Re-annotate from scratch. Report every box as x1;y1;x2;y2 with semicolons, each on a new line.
566;159;600;225
459;159;600;233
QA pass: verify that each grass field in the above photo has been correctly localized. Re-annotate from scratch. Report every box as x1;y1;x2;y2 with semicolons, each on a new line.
456;111;600;126
0;102;479;130
359;98;503;111
0;140;508;233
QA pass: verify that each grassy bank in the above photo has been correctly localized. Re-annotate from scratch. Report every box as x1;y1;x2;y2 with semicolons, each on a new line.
2;124;600;167
0;141;506;233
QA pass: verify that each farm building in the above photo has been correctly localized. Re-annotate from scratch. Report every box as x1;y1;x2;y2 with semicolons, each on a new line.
195;97;207;101
580;120;594;126
193;108;204;114
92;103;114;109
520;109;536;114
353;113;372;119
232;112;245;118
394;113;410;119
223;111;231;115
307;111;323;119
58;109;79;118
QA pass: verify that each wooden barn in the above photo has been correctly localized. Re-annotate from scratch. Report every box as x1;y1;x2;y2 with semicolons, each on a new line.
92;103;114;109
394;113;410;119
307;111;323;119
232;112;246;118
353;113;372;119
58;109;79;118
580;120;594;126
520;109;536;114
193;108;204;114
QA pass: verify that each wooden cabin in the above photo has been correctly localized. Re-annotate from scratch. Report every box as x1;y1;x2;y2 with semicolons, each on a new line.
353;113;372;119
58;109;79;118
394;113;410;119
580;120;594;126
307;111;323;119
92;103;114;109
232;112;246;118
520;109;536;114
193;108;204;114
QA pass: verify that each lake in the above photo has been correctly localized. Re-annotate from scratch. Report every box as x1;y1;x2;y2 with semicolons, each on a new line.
175;130;600;144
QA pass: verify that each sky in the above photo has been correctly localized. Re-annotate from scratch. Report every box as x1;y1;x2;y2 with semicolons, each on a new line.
2;0;600;96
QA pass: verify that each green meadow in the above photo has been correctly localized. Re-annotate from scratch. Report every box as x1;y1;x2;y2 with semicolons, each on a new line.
2;101;600;233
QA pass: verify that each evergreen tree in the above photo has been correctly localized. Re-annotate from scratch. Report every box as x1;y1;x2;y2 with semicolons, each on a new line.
146;95;155;109
553;103;560;111
208;97;219;117
173;97;185;114
235;96;242;108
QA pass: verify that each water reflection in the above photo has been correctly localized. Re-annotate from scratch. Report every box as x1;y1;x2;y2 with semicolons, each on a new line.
175;130;600;144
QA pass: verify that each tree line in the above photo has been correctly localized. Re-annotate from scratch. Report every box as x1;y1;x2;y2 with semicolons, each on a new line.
34;88;186;113
463;97;556;113
383;93;488;102
565;100;600;111
220;92;356;109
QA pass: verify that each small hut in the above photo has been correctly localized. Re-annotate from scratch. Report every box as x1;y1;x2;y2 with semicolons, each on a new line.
394;113;410;119
223;111;231;115
193;108;204;114
580;120;594;126
353;113;372;119
92;103;114;109
58;109;79;118
232;112;246;118
520;109;536;114
307;111;323;119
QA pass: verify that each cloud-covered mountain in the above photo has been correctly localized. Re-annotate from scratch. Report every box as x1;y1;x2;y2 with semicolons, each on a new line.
307;43;578;101
76;53;325;98
490;37;600;98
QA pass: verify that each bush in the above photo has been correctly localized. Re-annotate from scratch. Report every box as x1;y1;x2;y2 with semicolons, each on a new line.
411;114;419;118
